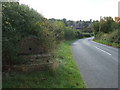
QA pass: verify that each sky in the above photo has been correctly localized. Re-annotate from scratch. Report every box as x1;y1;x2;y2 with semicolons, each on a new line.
19;0;119;21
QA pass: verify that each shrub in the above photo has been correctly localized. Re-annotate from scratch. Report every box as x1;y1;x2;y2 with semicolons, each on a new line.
92;22;99;36
108;29;120;44
94;29;120;45
2;2;56;65
64;27;77;40
53;21;65;43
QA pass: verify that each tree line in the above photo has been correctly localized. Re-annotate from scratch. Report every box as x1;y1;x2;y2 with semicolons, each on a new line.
92;17;120;45
2;2;82;66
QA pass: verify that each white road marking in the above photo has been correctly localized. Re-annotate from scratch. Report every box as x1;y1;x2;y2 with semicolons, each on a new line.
91;41;113;49
95;46;112;55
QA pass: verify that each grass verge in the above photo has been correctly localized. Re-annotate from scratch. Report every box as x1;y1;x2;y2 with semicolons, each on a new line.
93;39;120;48
3;40;86;88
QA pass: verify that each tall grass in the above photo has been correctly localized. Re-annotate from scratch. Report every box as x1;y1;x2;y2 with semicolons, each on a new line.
3;40;86;88
94;29;120;48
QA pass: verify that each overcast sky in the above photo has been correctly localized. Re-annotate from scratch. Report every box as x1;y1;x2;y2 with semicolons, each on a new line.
19;0;119;21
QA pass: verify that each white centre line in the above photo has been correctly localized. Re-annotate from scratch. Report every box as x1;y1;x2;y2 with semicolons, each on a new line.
95;46;112;55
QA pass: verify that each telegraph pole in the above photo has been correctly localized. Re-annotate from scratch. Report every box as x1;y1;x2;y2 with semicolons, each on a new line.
99;16;102;32
90;19;92;36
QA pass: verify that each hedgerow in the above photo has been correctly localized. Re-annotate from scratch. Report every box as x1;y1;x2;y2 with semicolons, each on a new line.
2;2;58;65
2;2;80;66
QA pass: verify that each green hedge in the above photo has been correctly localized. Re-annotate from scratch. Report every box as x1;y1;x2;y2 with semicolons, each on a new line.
64;27;81;40
2;2;83;65
2;2;61;65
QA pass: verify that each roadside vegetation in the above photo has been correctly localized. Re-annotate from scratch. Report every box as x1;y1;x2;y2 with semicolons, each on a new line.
2;2;86;88
3;40;86;88
92;17;120;48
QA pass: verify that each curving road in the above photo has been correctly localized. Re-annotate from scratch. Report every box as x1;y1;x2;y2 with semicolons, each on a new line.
71;37;119;88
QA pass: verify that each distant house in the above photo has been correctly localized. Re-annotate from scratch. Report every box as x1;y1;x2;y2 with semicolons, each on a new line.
74;23;82;30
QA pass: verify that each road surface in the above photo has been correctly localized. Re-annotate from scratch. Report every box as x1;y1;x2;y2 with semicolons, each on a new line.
71;37;119;88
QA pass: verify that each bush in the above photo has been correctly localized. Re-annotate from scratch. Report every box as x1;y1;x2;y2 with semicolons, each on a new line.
107;29;120;44
94;29;120;46
53;21;65;43
2;2;56;65
82;33;93;37
64;27;78;40
92;22;99;36
92;17;116;35
95;32;105;39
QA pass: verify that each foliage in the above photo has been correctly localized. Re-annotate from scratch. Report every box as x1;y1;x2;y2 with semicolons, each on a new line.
115;17;120;23
3;40;86;88
53;21;65;43
2;2;56;65
2;2;81;66
92;22;99;35
100;17;114;33
49;18;94;32
64;27;76;40
93;17;120;48
95;29;120;44
107;29;120;44
2;2;87;88
94;39;120;48
93;17;115;35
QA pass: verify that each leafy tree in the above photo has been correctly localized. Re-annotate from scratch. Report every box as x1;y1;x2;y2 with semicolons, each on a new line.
100;17;114;33
2;2;56;65
92;22;99;36
53;21;65;43
64;27;79;40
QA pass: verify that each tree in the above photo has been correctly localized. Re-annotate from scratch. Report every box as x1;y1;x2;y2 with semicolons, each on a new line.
64;27;76;40
92;22;99;36
53;21;65;42
2;2;56;65
100;17;114;33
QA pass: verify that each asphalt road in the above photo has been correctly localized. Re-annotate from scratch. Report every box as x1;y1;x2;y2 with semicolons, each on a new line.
71;37;119;88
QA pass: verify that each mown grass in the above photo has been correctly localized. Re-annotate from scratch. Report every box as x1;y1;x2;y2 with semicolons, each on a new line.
3;40;86;88
94;39;120;48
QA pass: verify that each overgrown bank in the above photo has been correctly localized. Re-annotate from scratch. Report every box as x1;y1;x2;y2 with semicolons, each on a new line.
93;30;120;48
92;17;120;48
2;2;86;88
3;40;86;88
2;2;80;67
